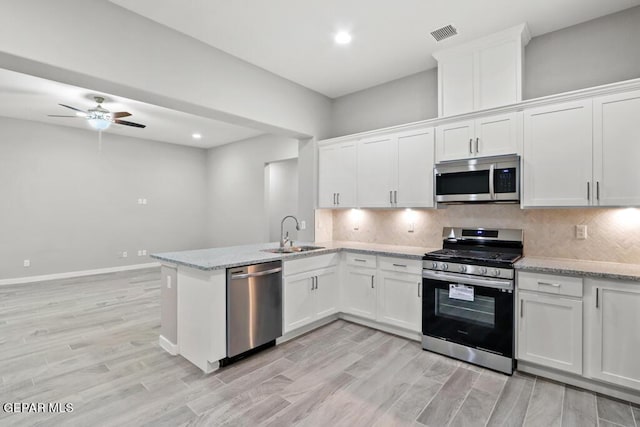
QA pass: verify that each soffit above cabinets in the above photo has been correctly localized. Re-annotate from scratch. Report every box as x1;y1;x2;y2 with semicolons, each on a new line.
109;0;639;98
0;68;263;148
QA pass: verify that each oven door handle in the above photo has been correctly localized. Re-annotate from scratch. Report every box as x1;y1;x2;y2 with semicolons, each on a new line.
422;270;513;291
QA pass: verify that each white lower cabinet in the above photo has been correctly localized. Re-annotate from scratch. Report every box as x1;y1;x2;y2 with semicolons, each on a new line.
283;267;339;333
585;278;640;390
342;264;377;320
517;290;583;375
376;269;422;332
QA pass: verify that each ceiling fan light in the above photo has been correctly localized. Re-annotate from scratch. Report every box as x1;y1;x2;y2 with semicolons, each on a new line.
88;117;112;131
87;111;112;131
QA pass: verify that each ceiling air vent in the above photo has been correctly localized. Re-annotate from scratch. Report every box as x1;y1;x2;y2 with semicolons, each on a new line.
430;24;458;42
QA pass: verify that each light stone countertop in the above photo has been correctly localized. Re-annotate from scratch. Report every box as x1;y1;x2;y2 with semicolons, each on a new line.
151;241;438;271
515;256;640;282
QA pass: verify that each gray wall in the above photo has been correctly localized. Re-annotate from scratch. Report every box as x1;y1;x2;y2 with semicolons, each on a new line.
0;117;208;279
524;5;640;99
266;159;299;242
328;5;640;137
330;69;438;137
206;134;298;247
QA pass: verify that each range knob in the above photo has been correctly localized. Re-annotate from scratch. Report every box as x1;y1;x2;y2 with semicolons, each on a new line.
492;269;501;277
432;262;438;269
459;265;467;273
480;267;488;275
441;263;449;271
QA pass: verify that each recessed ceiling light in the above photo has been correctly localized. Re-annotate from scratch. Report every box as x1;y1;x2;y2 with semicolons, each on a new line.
334;31;352;45
192;133;202;139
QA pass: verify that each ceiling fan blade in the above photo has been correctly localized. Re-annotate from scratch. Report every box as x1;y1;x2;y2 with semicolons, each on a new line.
114;119;146;128
48;115;79;117
111;112;132;118
59;103;87;113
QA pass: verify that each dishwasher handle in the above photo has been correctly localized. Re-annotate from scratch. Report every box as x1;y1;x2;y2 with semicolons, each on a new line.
230;267;282;280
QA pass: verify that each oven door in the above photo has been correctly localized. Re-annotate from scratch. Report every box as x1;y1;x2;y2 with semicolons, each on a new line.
422;270;514;357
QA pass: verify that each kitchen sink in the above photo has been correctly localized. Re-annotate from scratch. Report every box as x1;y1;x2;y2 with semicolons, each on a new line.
262;245;325;254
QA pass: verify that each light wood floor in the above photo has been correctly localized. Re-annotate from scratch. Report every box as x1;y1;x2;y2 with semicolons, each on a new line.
1;269;639;427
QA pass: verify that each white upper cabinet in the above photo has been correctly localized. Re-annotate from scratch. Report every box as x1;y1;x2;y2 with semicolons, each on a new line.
318;141;357;208
593;89;640;206
436;113;518;162
434;24;530;117
522;99;593;207
396;128;435;208
357;134;396;208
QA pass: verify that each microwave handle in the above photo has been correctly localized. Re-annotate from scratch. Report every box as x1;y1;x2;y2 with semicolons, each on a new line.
489;163;495;200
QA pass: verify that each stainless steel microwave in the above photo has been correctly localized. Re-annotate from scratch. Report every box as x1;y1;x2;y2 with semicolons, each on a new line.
434;155;520;203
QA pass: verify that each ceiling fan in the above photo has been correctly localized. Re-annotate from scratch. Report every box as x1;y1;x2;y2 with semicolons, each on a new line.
48;96;146;131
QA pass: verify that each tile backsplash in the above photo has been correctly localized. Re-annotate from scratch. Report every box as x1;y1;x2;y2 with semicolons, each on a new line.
321;206;640;263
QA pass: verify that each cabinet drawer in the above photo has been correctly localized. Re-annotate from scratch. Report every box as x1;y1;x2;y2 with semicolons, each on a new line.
378;257;422;275
517;271;583;297
284;253;339;277
345;252;377;269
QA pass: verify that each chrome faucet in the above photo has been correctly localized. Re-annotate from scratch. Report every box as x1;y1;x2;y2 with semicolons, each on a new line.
280;215;301;248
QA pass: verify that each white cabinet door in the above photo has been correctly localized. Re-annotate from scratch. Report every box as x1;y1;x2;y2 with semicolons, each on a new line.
342;267;377;320
435;120;475;162
517;291;583;375
585;279;640;390
397;128;435;208
475;112;518;158
439;54;475;117
523;99;593;207
314;267;339;318
376;270;422;332
357;135;396;207
334;142;357;207
283;272;315;333
594;89;640;206
476;39;519;111
318;141;357;208
318;144;339;208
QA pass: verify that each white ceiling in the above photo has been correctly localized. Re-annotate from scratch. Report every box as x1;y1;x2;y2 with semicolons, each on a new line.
0;68;263;148
110;0;640;98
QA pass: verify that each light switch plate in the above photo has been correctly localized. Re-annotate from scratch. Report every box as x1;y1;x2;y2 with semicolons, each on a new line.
23;259;30;268
300;220;306;230
576;224;588;240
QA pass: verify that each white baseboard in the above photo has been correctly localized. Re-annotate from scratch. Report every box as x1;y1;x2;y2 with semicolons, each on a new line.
339;313;422;342
0;262;161;286
517;361;640;405
159;335;179;356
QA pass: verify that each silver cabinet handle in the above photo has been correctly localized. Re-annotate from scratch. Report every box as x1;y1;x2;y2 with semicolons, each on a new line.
231;267;282;280
587;182;590;201
371;275;375;289
337;193;340;205
333;193;336;205
393;263;407;268
394;190;397;204
354;259;367;263
314;276;318;290
596;288;599;308
520;299;523;318
538;281;560;288
488;163;495;200
596;181;600;201
418;281;421;297
469;138;473;154
311;276;315;291
390;190;393;204
475;137;479;153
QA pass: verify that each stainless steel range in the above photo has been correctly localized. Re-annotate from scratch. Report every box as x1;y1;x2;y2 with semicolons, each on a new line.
422;227;523;374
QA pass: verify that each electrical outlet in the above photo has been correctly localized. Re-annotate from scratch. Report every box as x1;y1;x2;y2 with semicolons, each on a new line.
299;220;306;230
23;259;30;268
137;250;142;256
137;198;143;205
167;275;172;289
142;249;147;256
142;198;148;205
122;251;128;258
576;224;588;240
408;223;415;233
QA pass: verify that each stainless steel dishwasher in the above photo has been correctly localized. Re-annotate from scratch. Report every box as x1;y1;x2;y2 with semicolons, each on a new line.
225;261;283;362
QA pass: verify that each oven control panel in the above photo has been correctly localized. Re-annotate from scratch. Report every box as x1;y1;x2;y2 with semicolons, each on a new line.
422;261;514;280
